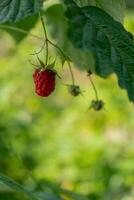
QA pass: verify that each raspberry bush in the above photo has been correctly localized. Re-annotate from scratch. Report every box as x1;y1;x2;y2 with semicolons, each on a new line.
0;0;134;199
0;0;134;103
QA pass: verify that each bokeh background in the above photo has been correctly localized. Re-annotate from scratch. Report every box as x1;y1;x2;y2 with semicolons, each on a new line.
0;1;134;200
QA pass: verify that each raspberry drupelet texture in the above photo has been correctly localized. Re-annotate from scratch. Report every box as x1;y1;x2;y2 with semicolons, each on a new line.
33;69;56;97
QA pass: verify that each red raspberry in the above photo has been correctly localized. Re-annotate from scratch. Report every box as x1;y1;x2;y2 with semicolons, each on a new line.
33;69;56;97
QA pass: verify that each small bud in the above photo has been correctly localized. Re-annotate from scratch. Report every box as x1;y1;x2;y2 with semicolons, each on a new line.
87;69;92;76
68;85;81;96
90;100;104;111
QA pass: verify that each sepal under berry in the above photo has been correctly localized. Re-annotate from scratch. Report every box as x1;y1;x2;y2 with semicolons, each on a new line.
90;100;104;111
67;85;81;97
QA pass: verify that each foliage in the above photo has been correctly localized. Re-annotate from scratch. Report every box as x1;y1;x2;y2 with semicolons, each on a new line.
0;28;134;199
71;0;126;23
0;0;43;22
0;0;134;200
0;0;134;102
62;0;134;102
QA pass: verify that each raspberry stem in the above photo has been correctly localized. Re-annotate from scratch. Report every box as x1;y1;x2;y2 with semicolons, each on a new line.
88;74;99;101
0;24;43;41
36;13;75;85
47;39;75;85
39;13;49;66
0;22;75;85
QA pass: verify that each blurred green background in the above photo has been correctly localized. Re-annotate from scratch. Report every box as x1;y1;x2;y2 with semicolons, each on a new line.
0;3;134;200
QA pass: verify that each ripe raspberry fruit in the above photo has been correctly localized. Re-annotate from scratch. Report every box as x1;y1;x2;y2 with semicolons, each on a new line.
33;69;56;97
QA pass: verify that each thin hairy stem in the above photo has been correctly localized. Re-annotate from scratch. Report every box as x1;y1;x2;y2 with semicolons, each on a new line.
39;13;49;66
89;75;99;101
67;61;75;85
0;24;43;41
48;40;75;85
28;59;41;68
0;23;75;84
30;41;46;56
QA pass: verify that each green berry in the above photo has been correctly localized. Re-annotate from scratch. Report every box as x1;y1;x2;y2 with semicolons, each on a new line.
68;85;81;96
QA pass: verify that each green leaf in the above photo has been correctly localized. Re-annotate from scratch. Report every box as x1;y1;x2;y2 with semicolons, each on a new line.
0;175;62;200
36;192;63;200
62;0;134;102
74;0;126;23
66;8;113;77
0;174;32;197
1;14;39;43
44;3;94;71
111;48;134;101
61;189;89;200
0;0;43;23
0;174;88;200
82;6;134;78
94;31;114;77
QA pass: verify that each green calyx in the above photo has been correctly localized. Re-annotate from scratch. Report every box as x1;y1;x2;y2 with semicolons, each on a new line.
90;100;104;111
68;85;81;96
